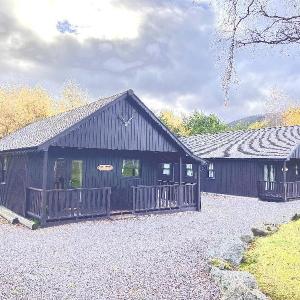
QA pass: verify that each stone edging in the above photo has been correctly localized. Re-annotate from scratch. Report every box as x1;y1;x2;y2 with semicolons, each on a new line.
208;223;280;300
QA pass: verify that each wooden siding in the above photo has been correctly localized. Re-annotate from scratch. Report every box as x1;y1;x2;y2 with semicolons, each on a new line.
201;159;284;197
47;147;160;210
51;96;179;153
0;152;44;215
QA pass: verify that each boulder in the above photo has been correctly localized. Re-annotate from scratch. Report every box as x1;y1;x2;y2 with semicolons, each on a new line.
251;224;278;237
222;242;246;266
240;234;254;244
210;267;268;300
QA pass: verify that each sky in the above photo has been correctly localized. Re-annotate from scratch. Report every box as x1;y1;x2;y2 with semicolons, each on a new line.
0;0;300;122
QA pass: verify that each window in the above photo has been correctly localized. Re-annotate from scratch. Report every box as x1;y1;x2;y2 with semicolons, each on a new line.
264;164;276;190
186;164;193;177
54;158;65;189
122;159;140;177
296;164;299;176
208;162;215;179
0;157;7;184
162;163;171;176
71;160;83;188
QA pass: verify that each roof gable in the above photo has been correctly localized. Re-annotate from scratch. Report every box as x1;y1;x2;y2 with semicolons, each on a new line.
0;90;202;161
181;126;300;159
0;92;127;152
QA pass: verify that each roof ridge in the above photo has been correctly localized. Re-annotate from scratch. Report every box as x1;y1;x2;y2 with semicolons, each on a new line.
185;124;300;139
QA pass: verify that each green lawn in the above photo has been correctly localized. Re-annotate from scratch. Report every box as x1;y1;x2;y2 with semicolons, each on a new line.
241;219;300;300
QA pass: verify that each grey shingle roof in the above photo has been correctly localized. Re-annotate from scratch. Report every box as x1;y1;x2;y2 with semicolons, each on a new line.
180;126;300;159
0;91;127;151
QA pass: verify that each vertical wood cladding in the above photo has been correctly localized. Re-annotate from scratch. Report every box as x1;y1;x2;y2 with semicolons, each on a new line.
52;96;178;153
201;159;284;197
47;148;159;210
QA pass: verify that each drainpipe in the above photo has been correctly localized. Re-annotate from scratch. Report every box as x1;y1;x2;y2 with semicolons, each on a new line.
283;160;287;202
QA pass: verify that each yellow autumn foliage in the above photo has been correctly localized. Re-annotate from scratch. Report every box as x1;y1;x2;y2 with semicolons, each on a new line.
158;110;190;137
282;107;300;126
0;82;88;138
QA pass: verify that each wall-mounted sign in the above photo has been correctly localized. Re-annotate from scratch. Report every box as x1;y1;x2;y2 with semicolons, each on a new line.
97;164;113;171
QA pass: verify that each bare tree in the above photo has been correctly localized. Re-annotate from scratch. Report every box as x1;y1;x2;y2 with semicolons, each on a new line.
215;0;300;104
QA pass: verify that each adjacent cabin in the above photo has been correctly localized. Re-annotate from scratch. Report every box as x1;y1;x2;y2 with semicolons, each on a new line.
0;90;202;225
181;126;300;202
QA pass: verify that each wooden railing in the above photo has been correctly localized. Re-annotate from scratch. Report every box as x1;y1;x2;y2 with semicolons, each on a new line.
132;183;196;213
26;187;111;222
257;181;300;201
257;181;284;201
286;181;300;199
26;187;43;220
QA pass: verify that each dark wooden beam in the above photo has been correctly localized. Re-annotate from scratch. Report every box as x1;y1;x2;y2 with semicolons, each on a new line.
283;160;287;201
41;149;49;225
197;164;201;211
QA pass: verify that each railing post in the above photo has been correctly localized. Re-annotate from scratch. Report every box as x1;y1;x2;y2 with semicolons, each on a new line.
179;156;183;208
132;187;136;214
41;149;48;226
106;188;111;218
196;164;201;211
283;161;287;202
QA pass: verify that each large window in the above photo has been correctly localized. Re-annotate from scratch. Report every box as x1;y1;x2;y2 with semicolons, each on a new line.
71;160;83;188
208;162;215;179
0;157;7;184
186;164;193;177
122;159;140;177
162;163;171;176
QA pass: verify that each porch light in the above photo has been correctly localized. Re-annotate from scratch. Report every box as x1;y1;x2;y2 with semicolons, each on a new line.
281;166;288;172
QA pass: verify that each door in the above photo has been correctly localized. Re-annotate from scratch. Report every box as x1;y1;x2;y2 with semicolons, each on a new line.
264;164;276;190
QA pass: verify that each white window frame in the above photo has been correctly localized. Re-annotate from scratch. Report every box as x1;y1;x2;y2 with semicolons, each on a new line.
208;162;215;179
162;163;171;176
186;164;193;177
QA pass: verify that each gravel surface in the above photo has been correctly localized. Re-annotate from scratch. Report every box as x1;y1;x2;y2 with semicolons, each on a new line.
0;194;300;300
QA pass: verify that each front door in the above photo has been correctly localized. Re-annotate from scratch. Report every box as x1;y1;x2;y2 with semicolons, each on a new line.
264;164;276;190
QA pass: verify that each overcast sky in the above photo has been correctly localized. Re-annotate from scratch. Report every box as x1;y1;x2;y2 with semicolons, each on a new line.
1;0;300;122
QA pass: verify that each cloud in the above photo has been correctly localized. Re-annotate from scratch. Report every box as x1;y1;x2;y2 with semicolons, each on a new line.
0;0;300;122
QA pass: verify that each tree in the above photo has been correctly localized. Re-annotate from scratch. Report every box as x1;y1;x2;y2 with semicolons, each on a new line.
158;110;190;136
282;107;300;126
215;0;300;103
0;82;88;138
184;111;228;135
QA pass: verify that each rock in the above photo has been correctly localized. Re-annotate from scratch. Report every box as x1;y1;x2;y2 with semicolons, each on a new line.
222;242;246;266
251;224;278;237
240;234;254;244
210;267;268;300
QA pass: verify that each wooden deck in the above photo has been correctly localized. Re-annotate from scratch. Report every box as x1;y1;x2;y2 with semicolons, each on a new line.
257;181;300;202
26;183;199;224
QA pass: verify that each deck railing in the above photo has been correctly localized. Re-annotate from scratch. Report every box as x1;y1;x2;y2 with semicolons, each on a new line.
257;181;300;201
26;187;111;222
132;183;196;213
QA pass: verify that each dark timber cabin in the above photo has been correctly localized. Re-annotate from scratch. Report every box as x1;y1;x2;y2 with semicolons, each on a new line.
181;126;300;202
0;90;202;225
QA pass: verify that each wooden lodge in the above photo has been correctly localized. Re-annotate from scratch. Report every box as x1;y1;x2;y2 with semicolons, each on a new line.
181;126;300;202
0;90;203;225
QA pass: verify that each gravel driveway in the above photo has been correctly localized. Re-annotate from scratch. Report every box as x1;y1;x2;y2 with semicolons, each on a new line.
0;194;300;300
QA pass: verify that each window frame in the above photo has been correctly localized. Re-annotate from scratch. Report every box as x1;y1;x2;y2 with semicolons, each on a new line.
71;160;83;188
185;163;194;177
207;162;215;179
162;163;171;176
1;156;7;184
121;159;141;178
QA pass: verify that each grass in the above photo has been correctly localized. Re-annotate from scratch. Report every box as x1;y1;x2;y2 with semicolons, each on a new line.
241;219;300;300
